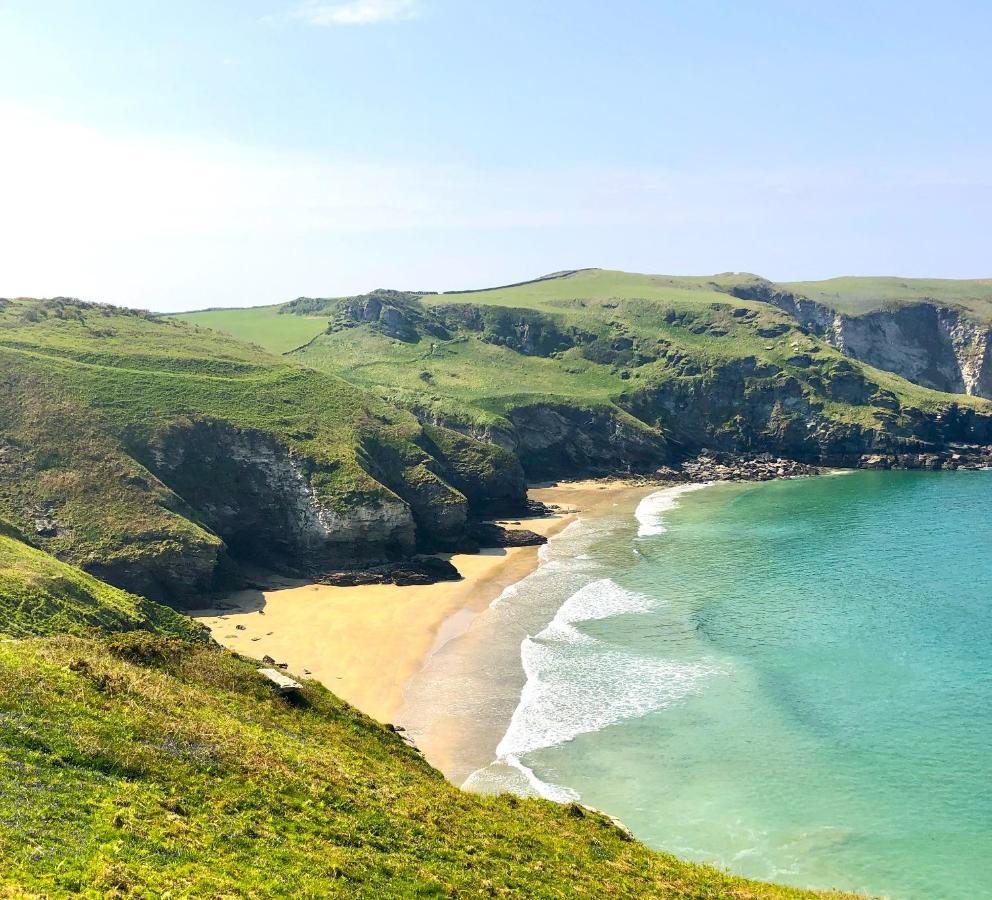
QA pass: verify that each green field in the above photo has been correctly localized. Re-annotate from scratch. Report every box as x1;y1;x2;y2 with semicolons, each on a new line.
175;303;328;353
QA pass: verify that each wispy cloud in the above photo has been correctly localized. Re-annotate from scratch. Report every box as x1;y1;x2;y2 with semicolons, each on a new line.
290;0;420;26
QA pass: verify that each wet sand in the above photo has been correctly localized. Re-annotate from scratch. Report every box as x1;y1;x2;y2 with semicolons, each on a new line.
192;481;642;724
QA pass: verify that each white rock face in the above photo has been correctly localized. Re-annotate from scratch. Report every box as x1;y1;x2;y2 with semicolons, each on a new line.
828;306;992;398
757;288;992;398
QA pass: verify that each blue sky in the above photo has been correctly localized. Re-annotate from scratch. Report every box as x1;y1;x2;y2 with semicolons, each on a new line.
0;0;989;311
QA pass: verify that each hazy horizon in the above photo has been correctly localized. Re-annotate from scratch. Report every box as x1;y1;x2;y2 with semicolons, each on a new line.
2;1;990;312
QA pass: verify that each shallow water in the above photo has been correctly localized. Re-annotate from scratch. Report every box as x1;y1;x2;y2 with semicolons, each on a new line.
462;471;992;899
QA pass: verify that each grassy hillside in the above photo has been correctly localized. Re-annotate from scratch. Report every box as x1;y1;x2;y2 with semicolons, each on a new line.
173;270;992;477
0;520;203;640
0;297;524;603
0;632;847;898
781;276;992;321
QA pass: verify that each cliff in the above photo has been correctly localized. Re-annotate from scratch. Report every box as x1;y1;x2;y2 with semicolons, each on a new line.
730;280;992;399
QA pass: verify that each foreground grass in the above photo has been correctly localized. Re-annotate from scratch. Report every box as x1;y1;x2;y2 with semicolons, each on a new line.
0;634;852;898
0;521;203;641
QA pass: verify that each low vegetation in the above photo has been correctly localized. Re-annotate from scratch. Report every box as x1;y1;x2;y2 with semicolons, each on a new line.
0;633;850;897
0;520;202;640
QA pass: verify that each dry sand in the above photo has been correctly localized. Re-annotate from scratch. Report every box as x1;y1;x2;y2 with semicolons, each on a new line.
192;480;651;724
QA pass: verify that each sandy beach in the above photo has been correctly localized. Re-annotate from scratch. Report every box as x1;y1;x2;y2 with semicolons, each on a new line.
192;480;645;724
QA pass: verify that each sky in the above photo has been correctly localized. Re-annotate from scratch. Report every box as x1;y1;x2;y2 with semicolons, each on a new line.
0;1;989;312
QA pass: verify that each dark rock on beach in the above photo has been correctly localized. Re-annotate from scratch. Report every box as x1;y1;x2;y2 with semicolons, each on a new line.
466;522;548;548
318;555;461;588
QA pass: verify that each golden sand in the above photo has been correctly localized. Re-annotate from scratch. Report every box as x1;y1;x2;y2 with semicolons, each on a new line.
192;480;649;724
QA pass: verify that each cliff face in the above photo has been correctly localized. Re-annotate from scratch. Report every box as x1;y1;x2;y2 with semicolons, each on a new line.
504;402;671;478
131;420;417;572
413;403;672;479
623;360;992;468
832;306;992;397
732;283;992;399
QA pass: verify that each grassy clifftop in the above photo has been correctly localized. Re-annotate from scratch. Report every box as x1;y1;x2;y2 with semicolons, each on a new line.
0;297;525;603
781;276;992;321
0;632;846;898
177;270;992;476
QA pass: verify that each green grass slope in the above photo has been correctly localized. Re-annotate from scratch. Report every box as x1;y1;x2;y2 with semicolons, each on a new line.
0;633;848;898
0;297;523;603
0;520;204;641
780;276;992;321
185;271;990;456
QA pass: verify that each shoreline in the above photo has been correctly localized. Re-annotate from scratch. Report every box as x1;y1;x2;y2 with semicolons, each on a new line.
404;479;720;788
190;478;652;725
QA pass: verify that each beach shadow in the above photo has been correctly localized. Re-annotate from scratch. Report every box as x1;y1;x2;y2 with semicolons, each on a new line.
433;547;508;582
188;587;269;618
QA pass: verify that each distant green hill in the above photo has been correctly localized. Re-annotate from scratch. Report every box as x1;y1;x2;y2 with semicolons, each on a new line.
0;632;847;898
176;269;992;478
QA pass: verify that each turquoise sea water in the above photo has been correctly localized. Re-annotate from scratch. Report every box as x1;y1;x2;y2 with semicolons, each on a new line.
473;471;992;899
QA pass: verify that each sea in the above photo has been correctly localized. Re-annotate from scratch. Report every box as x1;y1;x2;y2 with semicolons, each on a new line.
402;470;992;899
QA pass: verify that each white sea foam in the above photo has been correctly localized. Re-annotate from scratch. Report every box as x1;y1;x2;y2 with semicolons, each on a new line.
473;495;721;802
493;579;721;768
462;755;579;803
634;483;712;537
488;581;521;608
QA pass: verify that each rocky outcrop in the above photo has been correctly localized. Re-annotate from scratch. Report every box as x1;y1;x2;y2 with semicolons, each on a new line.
731;282;992;398
416;424;528;514
505;402;672;478
131;420;416;576
329;290;450;343
435;305;592;357
86;538;222;608
318;555;460;587
465;522;548;547
409;403;672;480
671;451;821;482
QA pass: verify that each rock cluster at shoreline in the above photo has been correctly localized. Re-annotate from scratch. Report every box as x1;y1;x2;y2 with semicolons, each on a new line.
858;445;992;471
466;522;548;548
667;451;822;483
